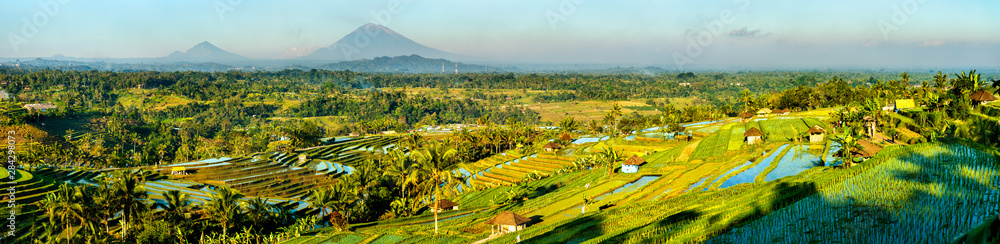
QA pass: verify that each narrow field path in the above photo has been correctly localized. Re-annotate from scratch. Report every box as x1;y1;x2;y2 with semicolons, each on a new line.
674;140;701;162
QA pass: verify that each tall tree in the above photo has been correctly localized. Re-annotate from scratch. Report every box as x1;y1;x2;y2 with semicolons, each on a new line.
112;170;148;240
205;186;244;237
413;141;465;235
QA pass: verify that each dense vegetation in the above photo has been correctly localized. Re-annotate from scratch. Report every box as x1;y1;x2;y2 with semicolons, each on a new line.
2;67;998;243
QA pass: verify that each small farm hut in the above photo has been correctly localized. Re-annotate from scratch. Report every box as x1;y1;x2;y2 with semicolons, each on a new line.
807;125;826;143
744;127;764;145
486;211;530;235
970;90;997;106
431;199;459;212
621;155;646;173
756;108;772;117
542;142;562;152
738;112;754;123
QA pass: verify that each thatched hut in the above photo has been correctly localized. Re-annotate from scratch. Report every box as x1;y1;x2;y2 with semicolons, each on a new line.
621;155;646;173
970;90;998;106
486;211;530;235
756;108;772;117
738;112;754;123
431;199;459;212
807;125;826;143
744;127;764;145
542;142;562;152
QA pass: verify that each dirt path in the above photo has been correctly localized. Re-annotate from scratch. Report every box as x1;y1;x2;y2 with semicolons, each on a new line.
471;234;500;244
674;140;701;162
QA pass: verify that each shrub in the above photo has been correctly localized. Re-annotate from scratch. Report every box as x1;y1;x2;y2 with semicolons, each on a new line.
137;220;173;244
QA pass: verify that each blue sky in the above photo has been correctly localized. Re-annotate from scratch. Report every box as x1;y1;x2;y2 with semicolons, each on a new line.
1;0;998;67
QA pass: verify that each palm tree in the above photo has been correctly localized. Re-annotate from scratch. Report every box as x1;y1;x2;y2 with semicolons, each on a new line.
608;103;623;137
382;149;413;197
327;183;356;230
598;147;625;179
245;197;274;229
413;141;465;236
162;190;191;222
52;185;85;244
308;188;332;223
559;117;579;134
112;170;148;240
205;186;244;237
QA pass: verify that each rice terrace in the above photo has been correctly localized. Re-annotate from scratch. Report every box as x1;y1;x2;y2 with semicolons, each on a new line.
2;1;1000;243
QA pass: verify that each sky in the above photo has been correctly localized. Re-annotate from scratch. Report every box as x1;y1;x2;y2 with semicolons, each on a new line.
1;0;999;68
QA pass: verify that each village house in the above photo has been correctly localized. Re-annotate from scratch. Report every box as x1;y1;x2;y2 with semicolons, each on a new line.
744;127;764;145
486;211;530;235
894;99;917;110
807;125;826;143
738;112;754;123
756;108;772;117
970;90;997;106
542;142;562;152
430;199;459;212
621;155;646;173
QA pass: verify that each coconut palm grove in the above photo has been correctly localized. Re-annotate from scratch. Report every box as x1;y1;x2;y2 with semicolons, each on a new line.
3;1;1000;243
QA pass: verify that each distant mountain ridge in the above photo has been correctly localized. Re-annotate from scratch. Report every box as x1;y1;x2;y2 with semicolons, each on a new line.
319;54;495;73
300;23;465;61
159;41;249;63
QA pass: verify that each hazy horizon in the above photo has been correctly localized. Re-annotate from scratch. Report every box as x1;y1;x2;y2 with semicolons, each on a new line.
2;0;999;68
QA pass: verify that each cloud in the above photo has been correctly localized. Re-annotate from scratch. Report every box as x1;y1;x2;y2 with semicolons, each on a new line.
921;40;946;47
728;27;769;38
281;46;322;59
863;39;879;47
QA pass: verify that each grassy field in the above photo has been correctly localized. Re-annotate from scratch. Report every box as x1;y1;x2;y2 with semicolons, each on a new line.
268;110;999;243
524;100;659;123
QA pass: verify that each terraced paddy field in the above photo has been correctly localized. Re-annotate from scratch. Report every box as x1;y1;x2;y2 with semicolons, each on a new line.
276;113;999;243
467;152;578;188
156;136;399;199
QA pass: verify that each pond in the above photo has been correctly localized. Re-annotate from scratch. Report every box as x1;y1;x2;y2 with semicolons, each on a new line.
824;142;843;167
682;120;722;127
686;176;709;192
703;161;753;191
167;157;233;167
764;145;822;181
593;175;660;201
718;144;789;188
573;136;609;144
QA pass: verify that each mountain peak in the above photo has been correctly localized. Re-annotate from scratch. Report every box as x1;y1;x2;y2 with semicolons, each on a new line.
162;41;248;62
194;41;216;48
299;23;464;61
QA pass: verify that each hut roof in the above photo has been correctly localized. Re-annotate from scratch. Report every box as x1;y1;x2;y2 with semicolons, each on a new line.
542;142;562;149
560;133;573;141
757;108;772;114
622;155;646;166
894;99;916;109
738;112;754;119
774;108;788;113
806;125;826;134
970;90;998;102
863;116;875;121
744;127;764;137
485;211;530;226
434;199;459;209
